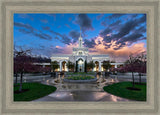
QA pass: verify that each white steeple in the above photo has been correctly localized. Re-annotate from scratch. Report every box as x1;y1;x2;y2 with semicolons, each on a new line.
79;27;83;47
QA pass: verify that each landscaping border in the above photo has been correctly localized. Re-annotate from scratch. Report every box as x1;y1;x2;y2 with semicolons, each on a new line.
63;78;97;83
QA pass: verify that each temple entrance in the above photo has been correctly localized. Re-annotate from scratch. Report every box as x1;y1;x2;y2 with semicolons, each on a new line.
77;58;84;72
62;61;67;71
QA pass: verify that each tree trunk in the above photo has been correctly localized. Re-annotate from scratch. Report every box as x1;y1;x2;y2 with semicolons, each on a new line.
19;72;23;92
132;72;135;88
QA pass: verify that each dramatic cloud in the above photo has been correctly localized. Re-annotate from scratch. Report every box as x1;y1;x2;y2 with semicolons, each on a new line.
137;14;146;24
53;36;146;62
108;14;126;19
15;22;73;44
42;26;50;31
101;14;125;26
83;38;96;48
43;27;73;45
32;45;64;57
96;14;104;20
89;36;146;62
14;22;34;32
113;20;138;38
60;35;71;45
50;45;63;53
14;13;147;62
69;30;80;43
135;26;146;33
116;33;144;46
99;14;146;50
59;43;79;54
75;14;94;32
34;33;52;40
19;29;31;34
14;22;52;40
99;28;112;37
109;20;122;30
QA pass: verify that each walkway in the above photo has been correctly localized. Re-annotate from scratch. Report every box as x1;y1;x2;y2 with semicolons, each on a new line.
16;73;146;102
33;90;130;102
33;77;131;102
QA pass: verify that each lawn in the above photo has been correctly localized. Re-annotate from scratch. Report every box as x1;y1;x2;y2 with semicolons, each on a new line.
14;82;57;101
103;82;146;101
66;75;95;80
67;72;95;75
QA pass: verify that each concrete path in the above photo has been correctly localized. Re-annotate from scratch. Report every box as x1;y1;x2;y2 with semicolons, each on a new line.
33;77;131;102
33;90;130;102
15;73;146;102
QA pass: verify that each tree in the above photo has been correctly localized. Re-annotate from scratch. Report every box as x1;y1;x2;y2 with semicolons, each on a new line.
85;60;87;73
51;61;59;72
124;54;138;88
14;61;19;84
75;61;78;72
116;66;127;73
42;66;51;73
66;61;74;72
110;60;116;63
135;53;146;84
35;66;51;74
87;61;95;72
14;49;35;92
102;61;111;71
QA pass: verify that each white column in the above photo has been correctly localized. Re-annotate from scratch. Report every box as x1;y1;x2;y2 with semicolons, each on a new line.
43;64;45;68
59;61;62;72
115;64;117;68
99;61;102;72
65;63;68;72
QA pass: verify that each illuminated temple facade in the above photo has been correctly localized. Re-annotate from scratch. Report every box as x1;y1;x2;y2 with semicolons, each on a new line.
50;32;110;72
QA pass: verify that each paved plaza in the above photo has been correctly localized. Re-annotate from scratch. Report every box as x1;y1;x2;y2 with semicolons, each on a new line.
14;73;146;102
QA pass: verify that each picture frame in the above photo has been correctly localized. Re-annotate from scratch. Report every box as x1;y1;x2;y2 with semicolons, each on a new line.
0;0;159;114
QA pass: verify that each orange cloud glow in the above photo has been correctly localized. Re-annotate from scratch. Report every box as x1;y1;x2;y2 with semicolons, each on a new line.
89;36;146;62
52;36;146;62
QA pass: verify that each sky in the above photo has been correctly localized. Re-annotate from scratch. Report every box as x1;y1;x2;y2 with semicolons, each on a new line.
14;13;146;62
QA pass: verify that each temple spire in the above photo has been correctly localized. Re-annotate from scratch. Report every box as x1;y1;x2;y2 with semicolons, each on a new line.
79;27;83;47
80;27;81;37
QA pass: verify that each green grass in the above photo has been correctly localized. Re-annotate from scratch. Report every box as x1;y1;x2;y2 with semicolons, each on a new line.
103;82;146;101
67;72;95;75
14;82;57;101
66;76;95;80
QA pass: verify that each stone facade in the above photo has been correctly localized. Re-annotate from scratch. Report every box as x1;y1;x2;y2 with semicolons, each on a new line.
51;32;109;72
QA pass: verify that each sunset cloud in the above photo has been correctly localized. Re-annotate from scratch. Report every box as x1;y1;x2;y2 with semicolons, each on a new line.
89;36;146;62
14;13;146;62
52;36;146;62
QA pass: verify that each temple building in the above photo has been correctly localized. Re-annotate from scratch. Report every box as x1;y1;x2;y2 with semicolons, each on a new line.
50;32;110;72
